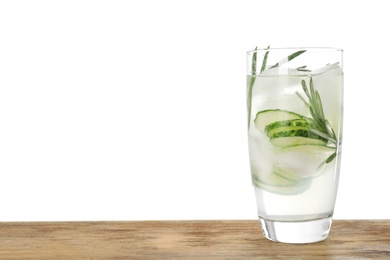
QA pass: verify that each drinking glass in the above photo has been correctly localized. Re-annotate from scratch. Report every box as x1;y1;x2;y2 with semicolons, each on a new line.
246;47;343;243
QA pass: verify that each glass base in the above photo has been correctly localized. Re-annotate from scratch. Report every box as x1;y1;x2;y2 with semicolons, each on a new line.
259;217;332;244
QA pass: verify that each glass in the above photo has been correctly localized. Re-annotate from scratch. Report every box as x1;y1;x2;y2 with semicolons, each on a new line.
246;47;343;243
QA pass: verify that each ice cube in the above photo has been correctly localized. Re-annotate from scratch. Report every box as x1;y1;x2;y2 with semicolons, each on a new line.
310;62;340;76
273;145;335;180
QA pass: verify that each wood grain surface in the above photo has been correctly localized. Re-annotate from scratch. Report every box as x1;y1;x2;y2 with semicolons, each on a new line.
0;220;389;259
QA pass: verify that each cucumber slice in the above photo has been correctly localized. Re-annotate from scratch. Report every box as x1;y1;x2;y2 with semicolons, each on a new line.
265;119;311;137
254;109;303;133
273;145;335;180
252;172;312;195
270;129;327;147
253;170;306;186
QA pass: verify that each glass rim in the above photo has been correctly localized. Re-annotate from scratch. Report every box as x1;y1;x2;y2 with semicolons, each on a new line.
247;47;343;55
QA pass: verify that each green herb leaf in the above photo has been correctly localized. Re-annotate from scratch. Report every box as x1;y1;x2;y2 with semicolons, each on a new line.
309;77;315;102
326;152;337;163
247;75;256;128
288;50;306;61
301;80;310;99
309;128;337;143
270;50;306;69
315;91;325;121
260;46;270;73
296;65;311;72
251;47;257;75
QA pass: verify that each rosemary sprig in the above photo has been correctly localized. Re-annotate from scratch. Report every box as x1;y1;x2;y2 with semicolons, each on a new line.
298;77;338;163
247;47;306;128
247;46;269;128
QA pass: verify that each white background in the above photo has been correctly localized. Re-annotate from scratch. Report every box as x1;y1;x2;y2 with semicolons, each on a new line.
0;0;389;221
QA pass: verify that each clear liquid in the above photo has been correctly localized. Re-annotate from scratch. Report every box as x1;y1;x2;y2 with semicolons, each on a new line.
247;65;343;222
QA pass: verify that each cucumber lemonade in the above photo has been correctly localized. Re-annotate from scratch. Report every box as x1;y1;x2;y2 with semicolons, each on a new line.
247;47;343;243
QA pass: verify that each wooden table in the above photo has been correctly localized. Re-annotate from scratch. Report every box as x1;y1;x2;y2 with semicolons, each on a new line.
0;220;389;259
